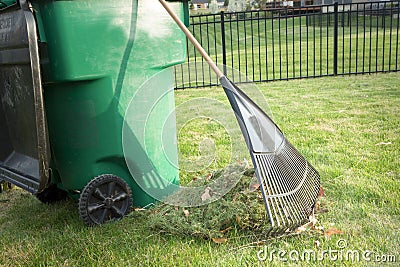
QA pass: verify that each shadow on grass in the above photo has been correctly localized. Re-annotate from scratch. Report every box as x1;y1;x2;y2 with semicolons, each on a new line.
0;189;81;231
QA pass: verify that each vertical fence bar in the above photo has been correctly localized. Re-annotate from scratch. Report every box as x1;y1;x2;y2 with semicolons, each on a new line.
198;16;205;86
278;9;282;79
220;11;227;76
342;5;345;74
375;4;379;72
272;12;275;80
320;10;323;76
334;2;339;76
369;4;373;74
191;17;200;87
396;2;400;71
213;14;218;81
285;10;289;79
293;11;296;78
236;13;242;82
228;13;235;80
250;12;255;81
382;3;386;71
313;12;316;77
299;10;302;77
265;11;269;81
307;9;310;77
257;11;262;81
326;7;331;75
205;15;211;85
244;12;248;83
356;3;359;74
388;3;393;71
363;2;366;73
349;6;352;74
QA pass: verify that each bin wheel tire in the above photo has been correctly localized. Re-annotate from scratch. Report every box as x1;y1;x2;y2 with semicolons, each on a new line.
79;174;132;226
36;184;69;204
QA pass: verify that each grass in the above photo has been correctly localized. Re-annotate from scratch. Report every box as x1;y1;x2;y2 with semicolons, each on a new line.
0;72;399;266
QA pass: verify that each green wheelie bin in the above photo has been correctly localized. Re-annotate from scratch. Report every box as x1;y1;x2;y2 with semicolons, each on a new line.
0;0;188;225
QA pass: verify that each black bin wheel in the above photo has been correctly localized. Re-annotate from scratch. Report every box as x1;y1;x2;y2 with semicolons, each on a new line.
79;174;132;226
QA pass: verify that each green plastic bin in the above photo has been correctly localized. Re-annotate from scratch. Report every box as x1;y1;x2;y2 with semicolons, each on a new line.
0;0;188;225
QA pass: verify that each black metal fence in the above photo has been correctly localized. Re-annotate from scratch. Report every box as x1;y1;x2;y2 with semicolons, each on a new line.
174;1;400;89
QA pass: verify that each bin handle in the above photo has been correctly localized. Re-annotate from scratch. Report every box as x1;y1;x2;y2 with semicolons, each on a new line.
159;0;224;79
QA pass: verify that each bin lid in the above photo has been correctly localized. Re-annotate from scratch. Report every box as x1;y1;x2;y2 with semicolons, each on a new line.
0;1;50;193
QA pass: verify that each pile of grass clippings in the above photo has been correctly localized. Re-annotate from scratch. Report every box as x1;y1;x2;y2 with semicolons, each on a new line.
132;164;271;240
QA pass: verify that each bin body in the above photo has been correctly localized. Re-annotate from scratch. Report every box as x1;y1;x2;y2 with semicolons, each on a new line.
32;0;187;206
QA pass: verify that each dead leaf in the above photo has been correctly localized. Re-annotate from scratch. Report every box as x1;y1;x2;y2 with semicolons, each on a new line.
295;225;307;234
212;237;228;244
249;182;260;192
318;186;325;197
310;219;324;233
319;208;329;214
315;200;321;210
309;215;318;227
183;208;189;218
375;141;392;146
295;215;320;234
236;216;241;225
315;200;329;214
174;206;179;211
205;173;213;181
201;187;212;201
324;227;343;239
191;176;200;183
220;226;232;234
133;208;146;212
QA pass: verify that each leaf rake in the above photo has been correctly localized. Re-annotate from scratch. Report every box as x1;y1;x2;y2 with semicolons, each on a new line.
160;0;320;235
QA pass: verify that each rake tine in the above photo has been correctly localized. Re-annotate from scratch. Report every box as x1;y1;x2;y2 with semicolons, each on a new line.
267;153;305;224
266;159;297;226
278;167;305;224
282;144;316;214
257;156;283;228
263;158;287;227
258;174;276;228
274;161;304;224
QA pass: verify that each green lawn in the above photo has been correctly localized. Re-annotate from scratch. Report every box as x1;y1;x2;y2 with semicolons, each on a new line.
0;73;399;266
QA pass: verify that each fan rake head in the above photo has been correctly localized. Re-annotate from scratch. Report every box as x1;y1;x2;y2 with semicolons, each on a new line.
253;139;320;235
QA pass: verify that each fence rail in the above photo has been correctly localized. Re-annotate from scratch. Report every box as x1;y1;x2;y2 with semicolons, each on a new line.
174;1;400;89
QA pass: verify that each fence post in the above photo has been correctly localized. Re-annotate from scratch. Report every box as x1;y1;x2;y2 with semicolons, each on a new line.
220;11;227;76
333;2;338;76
